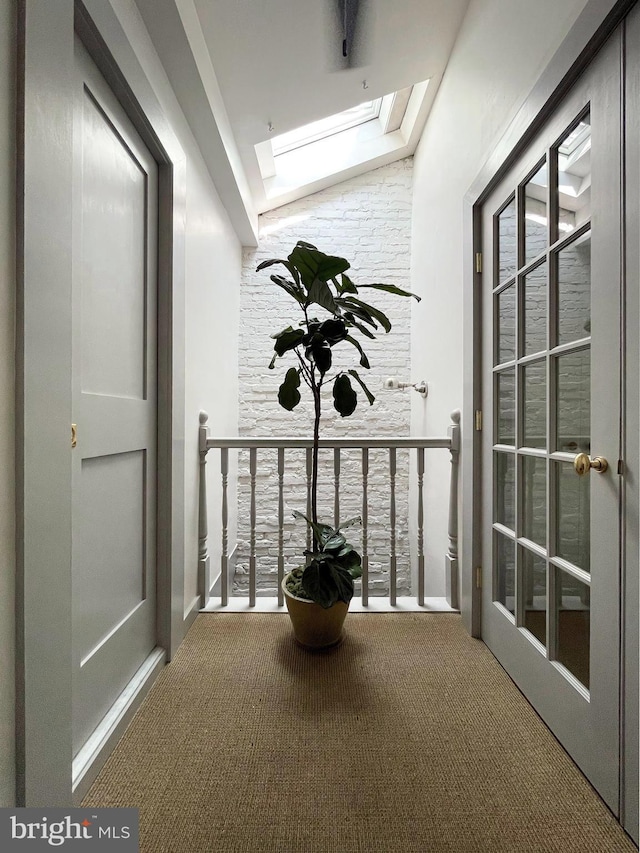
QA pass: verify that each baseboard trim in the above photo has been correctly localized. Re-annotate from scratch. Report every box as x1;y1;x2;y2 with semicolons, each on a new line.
207;544;238;602
446;555;459;610
72;647;166;804
183;595;201;632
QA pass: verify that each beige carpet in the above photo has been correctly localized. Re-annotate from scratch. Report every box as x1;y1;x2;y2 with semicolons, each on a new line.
84;614;636;852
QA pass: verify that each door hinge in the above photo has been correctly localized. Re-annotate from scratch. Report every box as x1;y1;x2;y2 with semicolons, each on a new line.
475;252;482;274
475;410;482;431
476;566;482;589
617;459;624;475
71;423;77;449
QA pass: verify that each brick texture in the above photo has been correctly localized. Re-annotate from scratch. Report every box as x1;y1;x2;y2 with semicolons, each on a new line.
235;159;414;596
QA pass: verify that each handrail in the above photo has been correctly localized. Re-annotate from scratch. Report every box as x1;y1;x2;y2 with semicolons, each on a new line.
206;436;451;449
198;410;461;611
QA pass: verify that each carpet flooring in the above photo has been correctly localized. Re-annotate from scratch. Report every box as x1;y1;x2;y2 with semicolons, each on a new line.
83;614;637;852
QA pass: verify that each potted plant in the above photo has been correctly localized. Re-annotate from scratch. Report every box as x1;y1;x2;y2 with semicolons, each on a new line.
258;240;419;647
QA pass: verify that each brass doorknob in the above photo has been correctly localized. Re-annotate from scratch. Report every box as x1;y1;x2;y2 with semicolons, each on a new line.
574;453;608;475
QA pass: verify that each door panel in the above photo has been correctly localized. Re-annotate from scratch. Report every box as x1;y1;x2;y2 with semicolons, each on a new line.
481;32;622;810
72;37;157;756
79;90;148;400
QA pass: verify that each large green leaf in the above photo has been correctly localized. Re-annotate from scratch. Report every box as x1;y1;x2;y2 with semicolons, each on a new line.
338;273;358;294
319;318;348;345
344;335;370;369
304;543;360;569
305;333;332;374
288;245;318;287
256;257;301;286
292;510;332;546
329;563;356;604
301;560;356;608
289;245;350;288
256;257;284;271
272;326;305;357
323;532;347;552
336;543;354;557
337;515;362;531
358;283;421;301
333;374;357;417
339;549;362;576
317;254;350;281
307;278;339;314
343;313;376;339
278;368;301;411
338;301;378;329
301;560;339;609
343;296;392;332
270;274;304;304
347;369;375;405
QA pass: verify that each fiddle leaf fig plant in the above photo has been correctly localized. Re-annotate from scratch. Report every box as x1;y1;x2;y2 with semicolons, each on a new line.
258;241;420;608
287;512;363;609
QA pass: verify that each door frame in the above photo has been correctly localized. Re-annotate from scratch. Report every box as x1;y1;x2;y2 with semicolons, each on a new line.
16;0;186;806
462;0;638;840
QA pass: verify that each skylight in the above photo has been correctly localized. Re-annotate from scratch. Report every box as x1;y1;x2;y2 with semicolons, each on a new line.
253;80;432;212
271;100;383;155
559;120;590;156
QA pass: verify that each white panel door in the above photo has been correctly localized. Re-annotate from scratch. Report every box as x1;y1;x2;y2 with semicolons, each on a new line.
71;37;158;756
480;32;623;811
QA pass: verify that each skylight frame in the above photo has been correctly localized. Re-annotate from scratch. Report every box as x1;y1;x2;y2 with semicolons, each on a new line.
252;79;433;213
271;98;383;156
558;121;590;156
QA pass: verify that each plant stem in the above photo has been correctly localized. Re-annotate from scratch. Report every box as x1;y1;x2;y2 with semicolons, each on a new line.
295;349;312;387
311;373;321;552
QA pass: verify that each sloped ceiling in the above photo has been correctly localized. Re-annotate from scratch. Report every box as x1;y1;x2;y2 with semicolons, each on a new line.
135;0;471;242
195;0;470;147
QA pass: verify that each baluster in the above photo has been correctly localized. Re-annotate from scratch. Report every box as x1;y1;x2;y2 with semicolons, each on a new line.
305;447;312;553
198;412;210;607
361;448;369;606
278;447;285;606
417;446;425;607
220;446;229;607
446;410;461;609
334;448;341;527
250;447;257;607
389;446;397;606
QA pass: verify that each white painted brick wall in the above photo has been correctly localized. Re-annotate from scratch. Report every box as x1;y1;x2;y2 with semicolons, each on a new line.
235;159;414;596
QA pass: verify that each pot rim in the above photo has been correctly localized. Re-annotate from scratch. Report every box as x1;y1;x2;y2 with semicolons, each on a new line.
281;572;315;604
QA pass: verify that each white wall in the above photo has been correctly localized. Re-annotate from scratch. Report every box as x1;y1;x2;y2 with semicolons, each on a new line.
182;161;240;613
107;0;242;619
238;160;415;596
410;0;590;592
0;0;15;810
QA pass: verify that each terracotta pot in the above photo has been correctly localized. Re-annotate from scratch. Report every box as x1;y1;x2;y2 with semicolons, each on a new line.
282;576;349;649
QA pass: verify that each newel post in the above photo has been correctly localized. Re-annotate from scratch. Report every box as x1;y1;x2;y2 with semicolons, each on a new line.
446;410;461;609
198;411;211;608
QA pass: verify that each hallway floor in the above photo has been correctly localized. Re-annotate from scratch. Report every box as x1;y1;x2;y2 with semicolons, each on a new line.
84;614;636;852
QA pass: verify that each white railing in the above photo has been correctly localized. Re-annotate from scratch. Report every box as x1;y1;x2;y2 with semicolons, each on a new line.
198;410;460;611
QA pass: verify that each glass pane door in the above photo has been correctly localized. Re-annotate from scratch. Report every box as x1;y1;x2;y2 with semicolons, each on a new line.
493;119;594;688
481;32;622;816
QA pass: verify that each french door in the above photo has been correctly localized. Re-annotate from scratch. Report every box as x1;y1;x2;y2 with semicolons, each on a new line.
481;30;623;810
